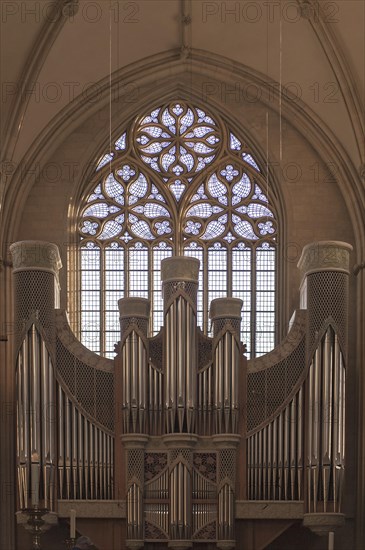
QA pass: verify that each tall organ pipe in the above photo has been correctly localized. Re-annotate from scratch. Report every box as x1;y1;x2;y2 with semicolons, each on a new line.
11;241;62;512
161;257;199;434
297;241;351;532
118;297;150;434
210;298;243;435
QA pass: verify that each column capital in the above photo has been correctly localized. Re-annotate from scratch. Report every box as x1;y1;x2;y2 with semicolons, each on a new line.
10;241;62;276
120;434;149;449
297;241;352;280
118;297;150;319
210;298;243;321
161;256;200;284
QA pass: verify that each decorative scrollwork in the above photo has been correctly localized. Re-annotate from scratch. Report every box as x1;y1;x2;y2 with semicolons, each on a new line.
144;520;168;540
193;520;216;540
193;453;217;482
144;452;168;481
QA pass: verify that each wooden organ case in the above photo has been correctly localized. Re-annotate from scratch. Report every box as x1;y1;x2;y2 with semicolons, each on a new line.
10;240;352;549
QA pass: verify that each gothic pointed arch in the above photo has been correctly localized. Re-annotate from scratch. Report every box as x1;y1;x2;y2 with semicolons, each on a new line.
76;100;278;358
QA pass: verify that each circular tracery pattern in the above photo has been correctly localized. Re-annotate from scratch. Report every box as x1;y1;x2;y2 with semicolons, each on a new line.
80;163;172;243
133;101;222;187
182;161;275;243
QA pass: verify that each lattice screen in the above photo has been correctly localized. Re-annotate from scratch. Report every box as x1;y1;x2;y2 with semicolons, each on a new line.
247;336;306;432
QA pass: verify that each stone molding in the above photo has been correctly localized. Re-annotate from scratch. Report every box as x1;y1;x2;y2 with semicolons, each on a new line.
10;241;62;275
120;434;149;449
162;434;198;449
303;513;345;536
236;500;304;519
212;434;241;448
297;241;353;280
57;500;126;518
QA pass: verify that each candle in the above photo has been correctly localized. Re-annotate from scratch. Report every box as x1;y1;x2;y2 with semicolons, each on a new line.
70;509;76;539
31;463;39;507
328;531;334;550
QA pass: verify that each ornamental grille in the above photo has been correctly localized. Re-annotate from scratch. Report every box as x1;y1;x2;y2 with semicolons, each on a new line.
56;336;114;431
76;100;278;359
144;521;168;541
307;271;348;356
219;449;236;484
144;453;168;483
193;520;216;540
247;336;306;432
148;332;164;370
120;317;148;337
169;448;193;466
56;337;76;394
95;369;114;429
213;318;241;338
163;280;198;310
198;330;213;369
193;453;217;483
127;448;144;482
14;271;54;346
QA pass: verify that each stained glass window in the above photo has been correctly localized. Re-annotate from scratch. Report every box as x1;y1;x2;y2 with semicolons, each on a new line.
78;101;277;358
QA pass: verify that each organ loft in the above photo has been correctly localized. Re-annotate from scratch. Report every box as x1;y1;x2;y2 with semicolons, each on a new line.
10;239;351;549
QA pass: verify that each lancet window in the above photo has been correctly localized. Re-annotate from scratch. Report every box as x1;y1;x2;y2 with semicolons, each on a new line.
77;101;277;358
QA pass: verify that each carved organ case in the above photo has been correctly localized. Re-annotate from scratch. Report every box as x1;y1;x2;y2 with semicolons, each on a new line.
117;256;244;549
11;240;351;548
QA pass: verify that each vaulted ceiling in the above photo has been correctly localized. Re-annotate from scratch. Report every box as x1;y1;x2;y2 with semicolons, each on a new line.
0;0;364;191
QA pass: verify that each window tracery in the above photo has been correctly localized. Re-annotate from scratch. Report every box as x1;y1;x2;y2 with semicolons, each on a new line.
78;100;277;358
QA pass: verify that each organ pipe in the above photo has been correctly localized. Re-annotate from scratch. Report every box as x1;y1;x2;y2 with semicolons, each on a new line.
161;257;199;434
247;388;304;501
15;325;57;510
305;328;346;514
56;386;114;500
210;298;242;435
297;241;350;525
119;298;150;434
170;460;191;540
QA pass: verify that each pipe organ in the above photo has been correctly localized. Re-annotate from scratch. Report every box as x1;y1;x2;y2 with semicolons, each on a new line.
11;240;352;548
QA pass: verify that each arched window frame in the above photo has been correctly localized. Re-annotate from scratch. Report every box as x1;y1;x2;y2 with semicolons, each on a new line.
69;100;284;359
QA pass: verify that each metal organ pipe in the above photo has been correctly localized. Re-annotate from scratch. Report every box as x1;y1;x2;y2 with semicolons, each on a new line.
14;324;57;511
210;298;243;435
11;241;62;512
161;257;200;434
297;241;351;531
56;385;114;500
118;297;150;434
